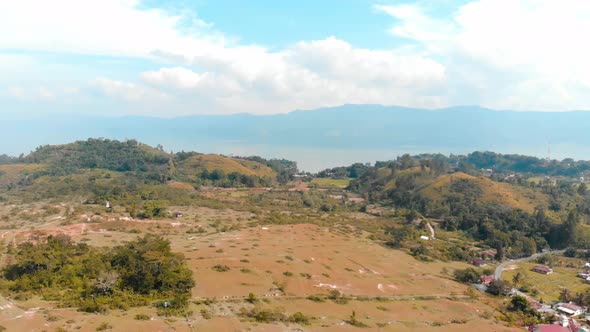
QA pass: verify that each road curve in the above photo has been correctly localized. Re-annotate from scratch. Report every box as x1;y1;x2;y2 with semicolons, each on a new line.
494;249;566;280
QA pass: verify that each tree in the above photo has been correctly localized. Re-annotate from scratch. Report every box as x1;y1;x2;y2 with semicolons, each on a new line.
559;288;572;302
512;272;523;286
399;154;415;170
509;295;530;312
405;210;419;223
578;183;587;196
487;280;512;296
453;268;480;283
564;210;580;244
246;293;257;304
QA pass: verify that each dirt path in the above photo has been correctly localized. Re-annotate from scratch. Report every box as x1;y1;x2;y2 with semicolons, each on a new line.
426;222;435;239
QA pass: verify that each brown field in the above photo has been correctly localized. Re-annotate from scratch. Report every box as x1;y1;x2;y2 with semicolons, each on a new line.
0;199;521;331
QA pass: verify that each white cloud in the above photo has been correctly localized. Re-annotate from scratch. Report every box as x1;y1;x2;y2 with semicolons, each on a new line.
130;37;448;114
94;78;168;102
376;0;590;111
0;0;226;58
0;0;449;114
2;0;590;115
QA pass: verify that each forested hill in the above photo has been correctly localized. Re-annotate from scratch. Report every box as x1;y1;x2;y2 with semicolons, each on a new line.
327;154;590;256
23;139;171;175
2;138;298;188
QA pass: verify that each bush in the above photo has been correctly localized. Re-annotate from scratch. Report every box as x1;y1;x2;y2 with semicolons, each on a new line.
212;265;230;272
96;322;112;331
306;295;325;302
134;314;150;320
453;268;480;283
289;312;311;325
200;309;212;319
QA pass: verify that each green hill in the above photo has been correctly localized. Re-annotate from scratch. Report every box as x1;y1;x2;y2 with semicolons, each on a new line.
0;139;296;195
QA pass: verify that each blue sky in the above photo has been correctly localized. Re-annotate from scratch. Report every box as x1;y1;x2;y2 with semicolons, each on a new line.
1;0;590;117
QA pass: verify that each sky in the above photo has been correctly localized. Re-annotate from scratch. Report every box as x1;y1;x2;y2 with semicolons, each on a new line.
1;0;590;117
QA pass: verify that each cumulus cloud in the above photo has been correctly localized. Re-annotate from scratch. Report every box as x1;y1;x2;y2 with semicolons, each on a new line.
376;0;590;111
94;78;168;102
2;0;590;115
133;36;448;114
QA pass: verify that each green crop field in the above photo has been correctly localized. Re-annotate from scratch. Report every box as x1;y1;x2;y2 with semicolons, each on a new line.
311;178;351;188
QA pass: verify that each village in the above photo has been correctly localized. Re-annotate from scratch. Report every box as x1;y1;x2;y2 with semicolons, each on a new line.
468;249;590;332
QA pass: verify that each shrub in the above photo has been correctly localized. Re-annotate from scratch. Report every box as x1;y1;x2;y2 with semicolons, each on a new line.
200;309;212;319
453;268;480;283
134;314;150;320
289;312;311;325
306;295;325;302
96;322;112;331
212;265;230;272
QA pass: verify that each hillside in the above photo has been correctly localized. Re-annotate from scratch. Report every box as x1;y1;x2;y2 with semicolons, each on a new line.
0;139;298;200
418;172;548;213
0;163;48;187
176;154;276;179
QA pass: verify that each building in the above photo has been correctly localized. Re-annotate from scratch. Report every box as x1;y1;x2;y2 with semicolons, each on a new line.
533;265;553;274
470;259;487;267
481;168;493;177
556;302;585;316
480;249;497;260
174;212;184;218
528;324;569;332
480;275;495;286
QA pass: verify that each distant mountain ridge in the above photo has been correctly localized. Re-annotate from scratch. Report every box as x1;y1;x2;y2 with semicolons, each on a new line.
3;105;590;164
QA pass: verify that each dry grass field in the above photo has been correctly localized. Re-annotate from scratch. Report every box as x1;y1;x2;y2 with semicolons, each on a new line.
0;196;522;331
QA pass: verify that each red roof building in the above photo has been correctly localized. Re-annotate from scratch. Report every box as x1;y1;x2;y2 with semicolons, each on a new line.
480;275;495;286
528;324;570;332
532;265;553;274
481;249;497;259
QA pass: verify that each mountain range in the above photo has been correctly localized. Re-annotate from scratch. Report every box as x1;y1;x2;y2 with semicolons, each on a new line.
4;105;590;170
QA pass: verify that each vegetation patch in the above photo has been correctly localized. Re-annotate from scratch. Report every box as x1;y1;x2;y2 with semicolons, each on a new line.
0;234;194;314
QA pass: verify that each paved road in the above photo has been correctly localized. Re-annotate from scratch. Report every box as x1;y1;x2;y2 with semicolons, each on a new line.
494;249;566;280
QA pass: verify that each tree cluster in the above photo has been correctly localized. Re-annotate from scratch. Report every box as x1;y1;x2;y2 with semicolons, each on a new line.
2;234;194;314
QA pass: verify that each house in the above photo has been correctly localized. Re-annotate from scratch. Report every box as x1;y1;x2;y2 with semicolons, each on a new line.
480;249;497;260
528;299;552;312
556;302;585;316
470;259;487;267
533;265;553;274
347;197;366;204
174;212;184;218
480;275;495;286
481;168;493;177
528;324;570;332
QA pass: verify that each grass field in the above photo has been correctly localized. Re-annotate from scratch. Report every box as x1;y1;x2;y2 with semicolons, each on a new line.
502;262;587;302
311;178;351;188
